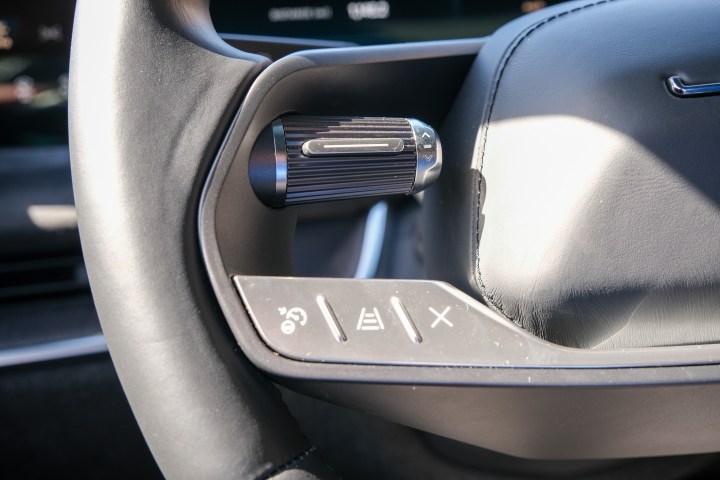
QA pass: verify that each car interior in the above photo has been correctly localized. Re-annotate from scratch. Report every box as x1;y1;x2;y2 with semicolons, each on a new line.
3;0;720;478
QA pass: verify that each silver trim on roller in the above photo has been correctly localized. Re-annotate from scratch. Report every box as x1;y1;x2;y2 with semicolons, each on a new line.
408;118;442;194
301;138;405;156
271;119;288;201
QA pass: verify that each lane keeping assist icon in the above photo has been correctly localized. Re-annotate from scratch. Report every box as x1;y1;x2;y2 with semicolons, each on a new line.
278;306;308;335
357;307;385;331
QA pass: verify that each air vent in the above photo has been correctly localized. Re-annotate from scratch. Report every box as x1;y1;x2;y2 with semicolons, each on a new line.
0;255;89;300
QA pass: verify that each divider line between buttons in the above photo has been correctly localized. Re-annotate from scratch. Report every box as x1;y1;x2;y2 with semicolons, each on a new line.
390;296;423;344
315;295;347;343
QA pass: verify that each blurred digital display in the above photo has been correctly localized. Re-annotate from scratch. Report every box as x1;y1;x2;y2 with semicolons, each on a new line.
210;0;563;45
0;1;74;147
0;0;565;148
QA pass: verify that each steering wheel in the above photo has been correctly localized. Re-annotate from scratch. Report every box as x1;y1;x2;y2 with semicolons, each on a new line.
69;0;720;478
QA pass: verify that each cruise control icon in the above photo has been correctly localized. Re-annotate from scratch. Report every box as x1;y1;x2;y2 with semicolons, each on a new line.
356;307;385;331
278;306;308;335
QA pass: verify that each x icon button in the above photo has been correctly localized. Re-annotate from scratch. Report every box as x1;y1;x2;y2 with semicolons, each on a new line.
429;306;453;328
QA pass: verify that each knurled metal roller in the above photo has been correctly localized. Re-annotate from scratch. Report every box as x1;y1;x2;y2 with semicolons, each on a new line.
249;116;442;207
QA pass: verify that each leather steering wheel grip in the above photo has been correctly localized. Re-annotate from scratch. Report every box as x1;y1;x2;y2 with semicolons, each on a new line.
69;0;335;478
425;0;720;350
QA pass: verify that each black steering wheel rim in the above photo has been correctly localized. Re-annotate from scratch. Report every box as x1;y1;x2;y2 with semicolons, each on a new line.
69;0;334;477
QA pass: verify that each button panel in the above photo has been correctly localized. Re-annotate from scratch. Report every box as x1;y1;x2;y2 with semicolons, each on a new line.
233;276;534;366
233;276;720;368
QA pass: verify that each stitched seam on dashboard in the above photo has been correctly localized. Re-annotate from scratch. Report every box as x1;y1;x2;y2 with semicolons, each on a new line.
474;0;619;326
260;446;321;480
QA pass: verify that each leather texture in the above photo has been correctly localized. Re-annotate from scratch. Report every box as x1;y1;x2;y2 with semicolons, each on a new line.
70;1;334;478
426;0;720;348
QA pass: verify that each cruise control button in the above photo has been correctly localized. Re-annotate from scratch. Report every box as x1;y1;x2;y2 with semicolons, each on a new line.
278;306;308;335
